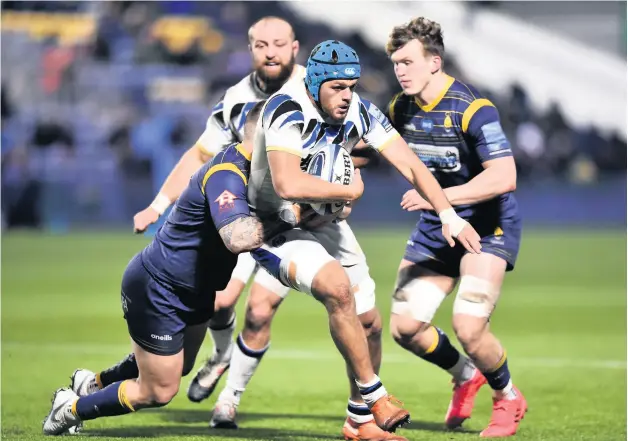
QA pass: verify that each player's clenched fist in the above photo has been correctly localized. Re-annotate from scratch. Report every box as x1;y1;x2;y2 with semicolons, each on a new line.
133;207;160;234
438;208;482;254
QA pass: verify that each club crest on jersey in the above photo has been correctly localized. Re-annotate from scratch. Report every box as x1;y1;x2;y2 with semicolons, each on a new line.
215;190;238;211
421;118;434;133
443;112;453;133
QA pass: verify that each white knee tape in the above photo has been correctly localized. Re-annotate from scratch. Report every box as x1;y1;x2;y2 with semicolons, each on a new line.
391;279;446;323
453;275;499;318
345;264;376;315
231;253;257;284
252;267;291;299
280;241;335;294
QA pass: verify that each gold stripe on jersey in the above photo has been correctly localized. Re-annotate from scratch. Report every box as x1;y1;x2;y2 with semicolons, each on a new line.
414;75;455;112
201;163;247;195
266;145;302;156
235;143;252;161
376;133;401;153
388;92;404;125
462;98;495;133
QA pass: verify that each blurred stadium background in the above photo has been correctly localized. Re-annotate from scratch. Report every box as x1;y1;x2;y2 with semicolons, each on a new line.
2;2;626;441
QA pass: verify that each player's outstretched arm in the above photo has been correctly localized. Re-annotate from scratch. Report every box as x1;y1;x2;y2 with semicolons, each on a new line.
267;150;364;204
381;137;481;253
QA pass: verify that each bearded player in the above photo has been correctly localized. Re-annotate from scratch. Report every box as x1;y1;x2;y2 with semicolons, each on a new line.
384;17;527;438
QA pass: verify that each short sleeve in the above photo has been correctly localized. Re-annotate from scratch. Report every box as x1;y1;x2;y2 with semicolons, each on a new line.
360;99;401;152
196;98;237;157
203;165;251;230
262;95;305;158
462;99;513;163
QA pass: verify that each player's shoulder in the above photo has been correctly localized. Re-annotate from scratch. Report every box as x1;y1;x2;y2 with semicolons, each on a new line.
262;84;306;127
446;78;494;111
199;143;250;188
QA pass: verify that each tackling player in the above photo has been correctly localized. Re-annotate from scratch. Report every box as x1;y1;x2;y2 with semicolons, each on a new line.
130;16;304;404
385;17;527;438
42;104;292;436
243;39;482;438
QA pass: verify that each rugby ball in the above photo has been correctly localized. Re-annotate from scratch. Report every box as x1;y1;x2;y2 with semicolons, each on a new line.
306;144;354;216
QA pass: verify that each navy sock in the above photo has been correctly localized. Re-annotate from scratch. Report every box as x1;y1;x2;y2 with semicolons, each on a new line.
98;353;139;388
74;380;135;421
420;327;461;370
483;353;511;391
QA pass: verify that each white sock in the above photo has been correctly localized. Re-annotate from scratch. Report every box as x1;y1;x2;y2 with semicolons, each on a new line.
355;375;387;407
448;354;476;384
497;379;517;400
346;399;374;423
222;334;268;404
209;314;236;363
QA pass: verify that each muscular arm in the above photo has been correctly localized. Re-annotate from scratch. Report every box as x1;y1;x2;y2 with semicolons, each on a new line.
267;151;360;204
444;157;516;205
380;137;453;214
218;216;264;254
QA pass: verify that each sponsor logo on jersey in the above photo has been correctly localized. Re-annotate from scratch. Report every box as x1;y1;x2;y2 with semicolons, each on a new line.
443;112;453;133
421;118;434;133
215;190;238;211
408;143;461;173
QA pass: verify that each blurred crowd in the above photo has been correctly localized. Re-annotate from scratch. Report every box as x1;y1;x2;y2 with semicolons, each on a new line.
1;1;626;228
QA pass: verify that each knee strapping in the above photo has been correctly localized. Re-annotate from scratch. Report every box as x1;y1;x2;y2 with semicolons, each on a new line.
453;275;500;318
391;278;447;323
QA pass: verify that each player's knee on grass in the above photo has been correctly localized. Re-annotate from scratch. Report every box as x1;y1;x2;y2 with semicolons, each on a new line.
141;383;180;408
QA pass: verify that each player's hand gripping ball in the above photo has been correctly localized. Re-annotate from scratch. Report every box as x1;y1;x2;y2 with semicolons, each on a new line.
306;144;354;216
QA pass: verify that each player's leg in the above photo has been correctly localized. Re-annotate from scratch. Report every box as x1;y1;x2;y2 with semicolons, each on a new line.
390;220;487;429
44;255;188;435
211;271;289;429
71;353;138;397
187;252;255;402
341;264;406;441
254;228;410;432
310;220;409;436
453;252;527;438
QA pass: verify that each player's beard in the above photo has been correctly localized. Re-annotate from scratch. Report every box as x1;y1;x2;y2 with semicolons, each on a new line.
255;55;296;94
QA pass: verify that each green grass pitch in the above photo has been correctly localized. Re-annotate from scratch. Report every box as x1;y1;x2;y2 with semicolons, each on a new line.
2;228;626;440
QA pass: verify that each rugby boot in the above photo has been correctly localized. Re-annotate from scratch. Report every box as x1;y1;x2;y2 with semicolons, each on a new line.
71;369;100;397
187;353;230;403
480;387;528;437
370;395;410;432
210;396;239;429
445;368;488;429
42;388;83;436
342;417;409;441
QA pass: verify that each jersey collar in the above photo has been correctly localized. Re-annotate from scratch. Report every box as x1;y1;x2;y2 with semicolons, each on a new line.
414;74;455;112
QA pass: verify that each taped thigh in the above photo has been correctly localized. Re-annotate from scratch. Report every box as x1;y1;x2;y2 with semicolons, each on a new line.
391;275;447;323
345;262;376;315
252;266;291;299
453;275;500;318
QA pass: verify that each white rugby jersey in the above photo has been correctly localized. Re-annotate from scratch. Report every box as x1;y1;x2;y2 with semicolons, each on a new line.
195;65;306;156
248;79;400;216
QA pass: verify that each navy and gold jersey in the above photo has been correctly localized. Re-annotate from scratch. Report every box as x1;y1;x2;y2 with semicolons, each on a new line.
141;143;252;304
387;75;519;222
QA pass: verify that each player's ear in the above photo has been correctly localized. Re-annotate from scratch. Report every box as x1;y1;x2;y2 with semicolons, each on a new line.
430;54;442;74
292;40;299;57
248;43;253;54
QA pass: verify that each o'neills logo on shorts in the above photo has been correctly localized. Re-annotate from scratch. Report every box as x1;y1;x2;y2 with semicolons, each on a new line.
151;334;173;341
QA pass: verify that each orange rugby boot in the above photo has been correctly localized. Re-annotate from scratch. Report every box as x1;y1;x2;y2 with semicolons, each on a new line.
342;417;409;441
370;395;410;433
480;387;528;438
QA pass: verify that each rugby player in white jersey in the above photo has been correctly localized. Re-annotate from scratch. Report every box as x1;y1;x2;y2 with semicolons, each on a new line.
130;16;305;403
226;39;481;439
